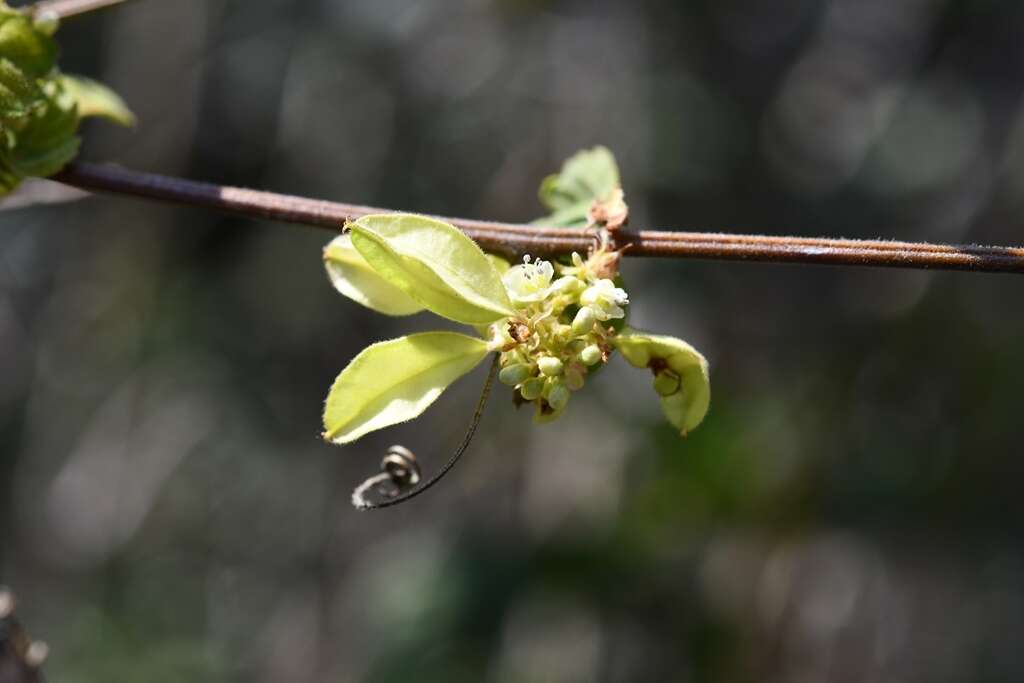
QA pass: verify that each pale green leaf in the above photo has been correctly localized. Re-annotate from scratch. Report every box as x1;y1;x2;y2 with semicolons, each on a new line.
535;146;621;227
323;331;490;444
59;74;135;126
323;233;424;316
614;328;710;435
485;253;511;274
351;214;515;325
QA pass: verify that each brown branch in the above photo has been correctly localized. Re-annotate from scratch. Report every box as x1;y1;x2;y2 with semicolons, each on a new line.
49;161;1024;273
27;0;129;20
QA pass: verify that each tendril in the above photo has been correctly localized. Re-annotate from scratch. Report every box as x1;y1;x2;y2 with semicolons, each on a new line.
351;354;499;510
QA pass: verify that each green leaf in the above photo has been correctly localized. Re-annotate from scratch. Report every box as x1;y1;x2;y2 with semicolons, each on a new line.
614;328;710;436
485;252;511;274
323;332;490;444
323;233;424;316
59;74;135;126
350;214;515;325
0;10;58;78
535;146;621;227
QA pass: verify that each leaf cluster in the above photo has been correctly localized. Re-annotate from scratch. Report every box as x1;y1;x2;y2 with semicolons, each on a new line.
0;2;133;196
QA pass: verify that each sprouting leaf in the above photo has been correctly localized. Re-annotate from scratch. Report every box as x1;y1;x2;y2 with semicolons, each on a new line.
0;8;58;78
614;328;710;435
323;331;490;444
59;74;135;126
323;233;424;316
350;213;515;325
535;146;621;227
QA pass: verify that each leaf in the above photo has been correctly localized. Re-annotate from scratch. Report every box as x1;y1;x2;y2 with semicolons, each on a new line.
59;74;135;126
535;146;621;227
323;332;490;444
486;253;511;274
614;328;710;435
323;233;424;316
350;214;515;325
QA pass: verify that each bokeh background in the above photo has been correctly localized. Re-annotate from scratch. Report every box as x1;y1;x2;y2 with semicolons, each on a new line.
3;0;1024;681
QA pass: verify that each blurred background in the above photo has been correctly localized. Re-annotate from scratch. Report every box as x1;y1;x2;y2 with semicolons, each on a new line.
3;0;1024;680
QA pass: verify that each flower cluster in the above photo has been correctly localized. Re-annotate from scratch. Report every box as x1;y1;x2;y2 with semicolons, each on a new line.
320;148;709;452
487;250;629;421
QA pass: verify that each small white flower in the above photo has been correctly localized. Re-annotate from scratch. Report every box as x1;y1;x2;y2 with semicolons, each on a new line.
502;256;555;304
580;278;629;320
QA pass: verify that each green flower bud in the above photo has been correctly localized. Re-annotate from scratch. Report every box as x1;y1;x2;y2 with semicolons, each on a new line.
32;10;59;37
538;356;564;377
519;377;545;401
580;344;602;366
547;381;570;412
571;306;597;335
564;366;585;391
499;363;533;386
653;370;681;397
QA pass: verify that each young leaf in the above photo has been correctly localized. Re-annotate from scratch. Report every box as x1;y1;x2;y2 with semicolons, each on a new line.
59;75;135;126
536;146;621;227
614;328;711;435
323;233;424;316
350;214;515;325
323;331;490;444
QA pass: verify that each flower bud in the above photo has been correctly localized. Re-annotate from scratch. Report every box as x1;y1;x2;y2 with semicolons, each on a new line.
499;363;532;386
564;366;585;391
546;381;570;412
519;377;545;401
653;370;681;397
571;306;597;335
580;344;602;366
538;356;564;377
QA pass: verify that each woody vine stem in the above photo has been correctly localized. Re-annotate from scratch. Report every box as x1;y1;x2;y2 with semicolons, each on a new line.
26;0;1024;273
50;162;1024;274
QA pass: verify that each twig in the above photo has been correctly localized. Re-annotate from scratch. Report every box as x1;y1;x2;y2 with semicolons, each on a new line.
27;0;128;20
49;161;1024;273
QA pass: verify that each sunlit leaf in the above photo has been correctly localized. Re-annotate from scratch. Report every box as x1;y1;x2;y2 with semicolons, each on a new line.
350;213;515;325
614;328;710;435
323;233;424;316
323;331;490;444
59;74;135;126
486;252;511;274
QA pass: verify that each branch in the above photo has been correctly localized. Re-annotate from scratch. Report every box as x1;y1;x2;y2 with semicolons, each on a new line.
50;162;1024;273
28;0;129;20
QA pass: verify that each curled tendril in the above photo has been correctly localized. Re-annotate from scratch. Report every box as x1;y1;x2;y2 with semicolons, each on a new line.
351;354;499;510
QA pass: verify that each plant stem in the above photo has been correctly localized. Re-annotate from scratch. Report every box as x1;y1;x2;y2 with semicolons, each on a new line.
50;162;1024;274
